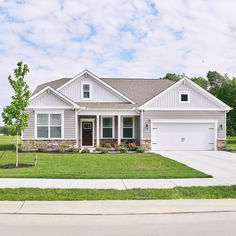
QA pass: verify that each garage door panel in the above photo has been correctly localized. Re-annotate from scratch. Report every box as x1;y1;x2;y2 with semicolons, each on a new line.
151;123;215;151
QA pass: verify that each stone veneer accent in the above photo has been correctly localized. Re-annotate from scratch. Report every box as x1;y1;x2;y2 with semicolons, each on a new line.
217;139;226;150
141;139;151;151
141;139;226;151
22;140;77;151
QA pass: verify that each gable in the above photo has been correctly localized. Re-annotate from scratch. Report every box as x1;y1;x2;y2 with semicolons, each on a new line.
29;91;71;108
59;74;128;103
144;81;222;110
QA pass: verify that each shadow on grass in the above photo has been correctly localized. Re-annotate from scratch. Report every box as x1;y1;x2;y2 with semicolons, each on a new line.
0;144;15;151
0;164;33;169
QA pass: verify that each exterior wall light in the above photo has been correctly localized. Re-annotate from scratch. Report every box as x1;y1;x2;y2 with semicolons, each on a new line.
146;123;149;129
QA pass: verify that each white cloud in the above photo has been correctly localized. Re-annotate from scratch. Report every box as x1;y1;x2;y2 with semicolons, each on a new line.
1;0;236;124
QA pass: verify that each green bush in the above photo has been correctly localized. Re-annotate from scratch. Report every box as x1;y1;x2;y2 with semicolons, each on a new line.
95;147;102;152
104;143;112;149
56;144;66;153
120;146;128;153
136;146;145;153
100;147;110;154
81;148;90;153
67;147;80;152
38;144;48;152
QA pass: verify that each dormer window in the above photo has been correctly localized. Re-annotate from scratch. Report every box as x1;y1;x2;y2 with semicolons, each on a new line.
82;83;91;99
179;92;190;103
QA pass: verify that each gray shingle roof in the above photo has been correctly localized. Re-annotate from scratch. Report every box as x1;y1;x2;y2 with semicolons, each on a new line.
100;78;175;106
31;77;72;96
31;76;175;107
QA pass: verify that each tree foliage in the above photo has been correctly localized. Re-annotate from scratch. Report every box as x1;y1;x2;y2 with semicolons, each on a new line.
163;71;236;136
2;61;31;133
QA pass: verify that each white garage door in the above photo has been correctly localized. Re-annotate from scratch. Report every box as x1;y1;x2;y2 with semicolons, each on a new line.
151;122;216;151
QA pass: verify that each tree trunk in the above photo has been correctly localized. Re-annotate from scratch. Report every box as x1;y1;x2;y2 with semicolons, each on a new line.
16;131;18;167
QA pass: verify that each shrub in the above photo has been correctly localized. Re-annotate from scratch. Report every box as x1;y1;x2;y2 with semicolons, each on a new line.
56;144;66;153
120;146;128;153
96;147;102;152
67;147;80;152
100;147;110;154
127;142;137;151
136;146;145;153
104;143;112;149
17;144;22;152
81;148;90;153
114;144;120;151
38;144;48;152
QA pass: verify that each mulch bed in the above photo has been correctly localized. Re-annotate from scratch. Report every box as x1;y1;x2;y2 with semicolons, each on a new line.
0;164;33;169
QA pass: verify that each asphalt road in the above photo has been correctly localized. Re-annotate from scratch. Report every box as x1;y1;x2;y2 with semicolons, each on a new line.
0;212;236;236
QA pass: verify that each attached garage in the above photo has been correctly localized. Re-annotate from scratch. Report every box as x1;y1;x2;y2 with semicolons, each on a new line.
151;120;217;151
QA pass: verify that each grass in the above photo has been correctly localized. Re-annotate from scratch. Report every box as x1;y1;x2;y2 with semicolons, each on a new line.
227;136;236;150
0;186;236;200
0;136;210;179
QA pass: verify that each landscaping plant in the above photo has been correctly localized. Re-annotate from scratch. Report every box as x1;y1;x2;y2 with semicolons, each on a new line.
81;148;90;153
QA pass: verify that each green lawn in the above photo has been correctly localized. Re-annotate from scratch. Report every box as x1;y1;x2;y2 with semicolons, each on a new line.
227;136;236;150
0;136;210;179
0;186;236;200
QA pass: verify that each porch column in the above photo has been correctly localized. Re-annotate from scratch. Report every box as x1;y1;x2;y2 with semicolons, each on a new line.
140;110;143;140
96;115;100;147
118;115;121;145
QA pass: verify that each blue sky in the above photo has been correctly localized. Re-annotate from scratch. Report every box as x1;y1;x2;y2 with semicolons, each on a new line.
1;0;236;125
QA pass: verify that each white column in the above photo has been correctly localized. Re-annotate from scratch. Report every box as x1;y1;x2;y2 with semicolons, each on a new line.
96;115;100;147
118;115;121;145
140;110;143;140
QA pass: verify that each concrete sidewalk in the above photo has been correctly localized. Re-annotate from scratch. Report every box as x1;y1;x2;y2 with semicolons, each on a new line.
0;177;236;189
1;200;236;215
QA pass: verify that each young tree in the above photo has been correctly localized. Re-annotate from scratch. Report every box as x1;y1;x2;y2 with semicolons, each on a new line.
2;61;30;167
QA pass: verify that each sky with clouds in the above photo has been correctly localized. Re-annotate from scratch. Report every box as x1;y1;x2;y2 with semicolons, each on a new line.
1;0;236;125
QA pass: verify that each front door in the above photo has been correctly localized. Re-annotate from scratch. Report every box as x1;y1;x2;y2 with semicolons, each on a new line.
82;121;93;146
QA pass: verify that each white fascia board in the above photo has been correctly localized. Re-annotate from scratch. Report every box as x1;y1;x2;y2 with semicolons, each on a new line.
143;108;224;111
185;77;232;111
139;77;232;111
151;119;218;124
57;69;136;104
29;86;80;109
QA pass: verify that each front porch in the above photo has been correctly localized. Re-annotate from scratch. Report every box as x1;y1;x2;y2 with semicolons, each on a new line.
77;114;140;149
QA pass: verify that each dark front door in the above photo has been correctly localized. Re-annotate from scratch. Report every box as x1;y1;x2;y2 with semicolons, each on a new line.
82;122;93;146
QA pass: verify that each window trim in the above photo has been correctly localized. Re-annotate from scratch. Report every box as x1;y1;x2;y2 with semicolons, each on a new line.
101;116;114;139
179;91;190;103
122;116;134;139
35;110;64;139
81;82;92;100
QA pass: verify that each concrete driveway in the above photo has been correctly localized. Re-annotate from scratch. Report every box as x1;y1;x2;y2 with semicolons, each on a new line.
156;151;236;179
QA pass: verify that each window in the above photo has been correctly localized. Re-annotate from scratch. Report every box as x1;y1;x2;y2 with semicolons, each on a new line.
83;84;90;99
83;123;91;129
37;113;62;138
102;117;113;138
123;117;133;138
180;92;189;103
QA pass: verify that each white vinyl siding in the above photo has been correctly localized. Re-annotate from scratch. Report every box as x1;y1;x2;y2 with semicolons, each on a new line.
29;91;71;108
143;110;226;140
145;83;220;109
59;74;126;103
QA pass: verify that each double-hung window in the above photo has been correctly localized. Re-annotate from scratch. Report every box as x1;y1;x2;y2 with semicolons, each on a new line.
123;117;133;138
102;117;113;138
37;113;62;138
82;84;90;99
